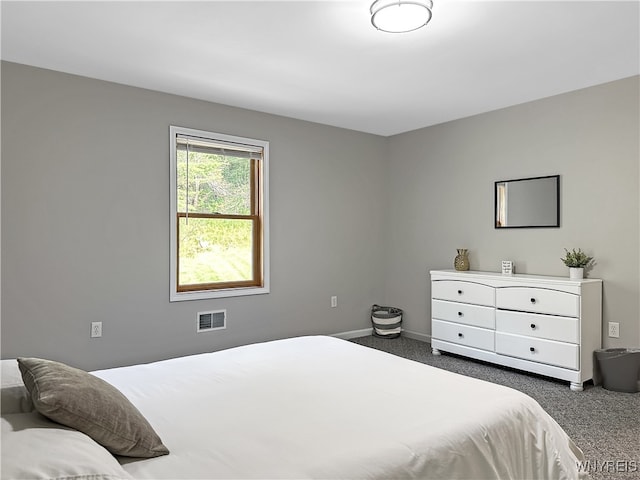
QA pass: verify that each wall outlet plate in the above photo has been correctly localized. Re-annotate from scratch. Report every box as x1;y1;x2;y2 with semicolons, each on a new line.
608;322;620;338
91;322;102;338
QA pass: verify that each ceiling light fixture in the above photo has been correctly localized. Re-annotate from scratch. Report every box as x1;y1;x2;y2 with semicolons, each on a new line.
370;0;433;33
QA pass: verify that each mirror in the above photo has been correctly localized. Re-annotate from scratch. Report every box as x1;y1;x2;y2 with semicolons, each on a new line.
495;175;560;228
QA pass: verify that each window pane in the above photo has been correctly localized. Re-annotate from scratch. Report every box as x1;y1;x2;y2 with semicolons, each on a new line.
177;150;251;215
178;217;254;287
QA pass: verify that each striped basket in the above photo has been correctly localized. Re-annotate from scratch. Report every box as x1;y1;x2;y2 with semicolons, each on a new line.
371;304;403;339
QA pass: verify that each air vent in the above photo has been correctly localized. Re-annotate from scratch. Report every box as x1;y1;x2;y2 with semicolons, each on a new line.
197;310;226;332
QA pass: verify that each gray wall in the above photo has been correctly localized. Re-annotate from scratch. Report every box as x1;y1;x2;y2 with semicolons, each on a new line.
1;62;388;370
384;76;640;348
2;63;638;372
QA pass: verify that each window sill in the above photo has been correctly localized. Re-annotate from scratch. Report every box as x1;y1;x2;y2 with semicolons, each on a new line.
170;286;269;302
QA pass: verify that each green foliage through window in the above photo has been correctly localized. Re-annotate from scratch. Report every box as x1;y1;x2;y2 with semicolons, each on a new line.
176;151;250;215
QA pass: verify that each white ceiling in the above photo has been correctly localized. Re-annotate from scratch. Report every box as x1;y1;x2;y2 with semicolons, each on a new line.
2;0;639;136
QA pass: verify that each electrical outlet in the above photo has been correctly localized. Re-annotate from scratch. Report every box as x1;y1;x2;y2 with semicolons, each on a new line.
91;322;102;338
608;322;619;338
331;296;337;308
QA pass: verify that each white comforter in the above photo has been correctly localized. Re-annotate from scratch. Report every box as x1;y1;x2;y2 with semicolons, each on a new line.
91;336;585;479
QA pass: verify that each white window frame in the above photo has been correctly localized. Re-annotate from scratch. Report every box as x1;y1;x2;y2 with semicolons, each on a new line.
169;125;269;301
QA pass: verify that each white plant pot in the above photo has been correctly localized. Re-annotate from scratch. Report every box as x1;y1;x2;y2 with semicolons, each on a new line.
569;267;584;280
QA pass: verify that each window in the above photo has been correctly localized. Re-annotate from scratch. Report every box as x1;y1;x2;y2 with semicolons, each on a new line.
170;126;269;301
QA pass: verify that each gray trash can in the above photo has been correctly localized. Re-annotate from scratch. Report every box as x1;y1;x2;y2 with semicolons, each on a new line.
594;348;640;393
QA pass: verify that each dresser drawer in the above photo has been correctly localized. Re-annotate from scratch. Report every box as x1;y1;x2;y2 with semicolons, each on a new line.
496;310;579;343
432;281;494;307
432;300;495;329
432;320;494;351
496;332;579;370
496;287;579;317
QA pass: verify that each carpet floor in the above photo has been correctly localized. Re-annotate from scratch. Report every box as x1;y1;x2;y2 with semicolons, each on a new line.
351;335;640;480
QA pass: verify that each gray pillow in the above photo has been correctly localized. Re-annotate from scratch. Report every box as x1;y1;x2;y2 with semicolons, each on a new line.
17;357;169;458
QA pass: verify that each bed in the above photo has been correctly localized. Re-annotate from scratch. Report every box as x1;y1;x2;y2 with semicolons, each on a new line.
2;335;586;479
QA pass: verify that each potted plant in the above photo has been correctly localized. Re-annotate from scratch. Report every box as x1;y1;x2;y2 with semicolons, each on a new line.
561;248;594;279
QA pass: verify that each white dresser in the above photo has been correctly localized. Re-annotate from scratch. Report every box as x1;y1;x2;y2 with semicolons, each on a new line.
430;269;602;391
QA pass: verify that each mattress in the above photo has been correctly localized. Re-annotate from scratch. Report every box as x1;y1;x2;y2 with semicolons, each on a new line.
86;336;586;479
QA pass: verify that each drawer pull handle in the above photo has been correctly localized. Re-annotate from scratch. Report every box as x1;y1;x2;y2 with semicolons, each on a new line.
530;298;536;304
458;333;464;338
529;347;535;352
458;311;463;317
530;323;536;329
457;290;463;295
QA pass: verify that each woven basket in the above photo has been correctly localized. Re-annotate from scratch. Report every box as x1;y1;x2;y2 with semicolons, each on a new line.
371;304;403;339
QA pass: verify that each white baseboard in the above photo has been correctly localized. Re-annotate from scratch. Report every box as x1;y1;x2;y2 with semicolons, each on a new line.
332;328;431;343
401;330;431;343
332;328;373;340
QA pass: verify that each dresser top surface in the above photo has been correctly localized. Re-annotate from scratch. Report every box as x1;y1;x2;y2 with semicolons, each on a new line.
430;269;602;285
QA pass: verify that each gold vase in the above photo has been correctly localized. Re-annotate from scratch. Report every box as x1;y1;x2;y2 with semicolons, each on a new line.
454;249;470;271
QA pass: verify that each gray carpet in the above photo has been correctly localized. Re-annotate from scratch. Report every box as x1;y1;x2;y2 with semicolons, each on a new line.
351;335;640;480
